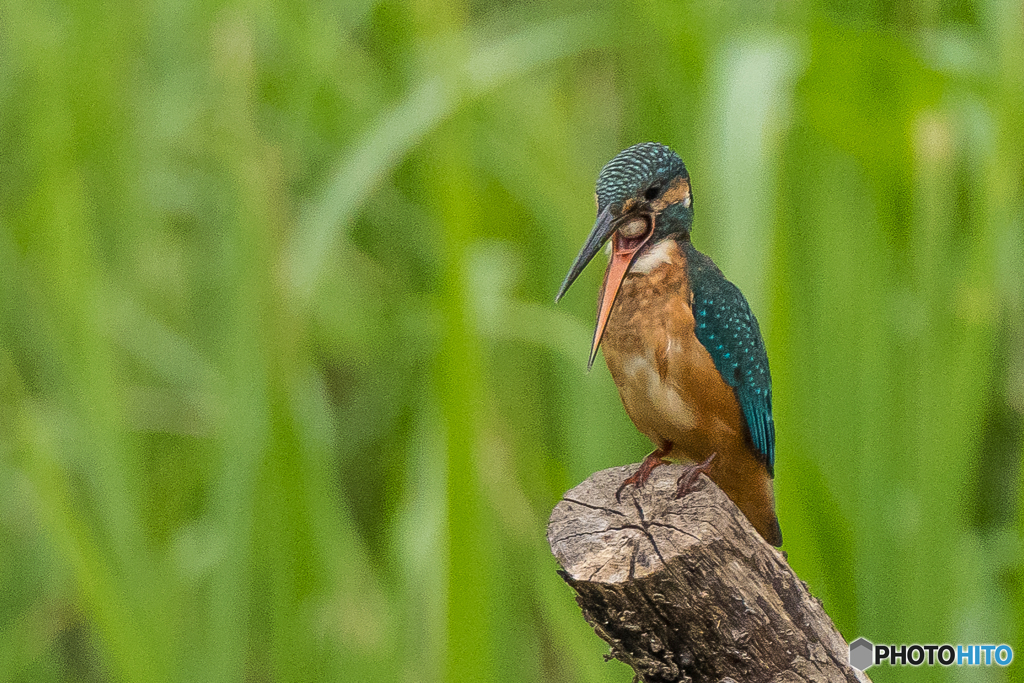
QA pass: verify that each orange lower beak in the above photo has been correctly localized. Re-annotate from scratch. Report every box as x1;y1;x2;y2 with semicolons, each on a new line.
588;230;653;368
555;206;654;369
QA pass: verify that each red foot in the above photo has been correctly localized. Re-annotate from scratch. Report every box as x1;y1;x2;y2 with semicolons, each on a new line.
674;452;717;498
616;448;671;502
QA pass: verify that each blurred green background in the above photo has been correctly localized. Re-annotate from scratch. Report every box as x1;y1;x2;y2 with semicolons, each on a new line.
1;0;1023;681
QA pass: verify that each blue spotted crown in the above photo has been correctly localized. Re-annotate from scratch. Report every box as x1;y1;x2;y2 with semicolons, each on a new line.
595;142;688;213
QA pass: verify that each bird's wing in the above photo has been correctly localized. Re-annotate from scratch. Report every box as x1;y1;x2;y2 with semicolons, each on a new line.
686;247;775;475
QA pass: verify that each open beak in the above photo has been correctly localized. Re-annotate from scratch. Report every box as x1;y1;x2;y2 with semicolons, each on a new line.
555;207;655;369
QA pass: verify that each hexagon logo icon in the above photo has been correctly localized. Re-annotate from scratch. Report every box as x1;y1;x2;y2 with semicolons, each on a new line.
849;638;874;671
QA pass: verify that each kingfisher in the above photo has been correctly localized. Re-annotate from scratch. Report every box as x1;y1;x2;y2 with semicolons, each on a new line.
556;142;782;546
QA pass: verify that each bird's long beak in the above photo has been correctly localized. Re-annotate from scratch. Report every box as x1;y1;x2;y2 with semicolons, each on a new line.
555;206;615;304
555;207;654;369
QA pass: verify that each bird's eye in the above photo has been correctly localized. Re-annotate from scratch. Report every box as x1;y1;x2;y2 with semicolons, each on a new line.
644;186;661;200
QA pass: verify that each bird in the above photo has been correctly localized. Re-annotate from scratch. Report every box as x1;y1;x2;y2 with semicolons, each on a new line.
555;142;782;546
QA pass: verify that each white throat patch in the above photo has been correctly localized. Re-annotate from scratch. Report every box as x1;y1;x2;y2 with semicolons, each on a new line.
630;239;675;274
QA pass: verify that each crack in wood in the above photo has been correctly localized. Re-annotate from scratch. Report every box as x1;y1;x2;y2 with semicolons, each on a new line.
646;520;701;542
563;496;630;518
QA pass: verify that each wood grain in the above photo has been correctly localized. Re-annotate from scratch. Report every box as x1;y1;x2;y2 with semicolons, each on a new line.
548;464;871;683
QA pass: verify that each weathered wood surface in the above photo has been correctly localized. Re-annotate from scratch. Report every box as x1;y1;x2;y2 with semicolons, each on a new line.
548;464;871;683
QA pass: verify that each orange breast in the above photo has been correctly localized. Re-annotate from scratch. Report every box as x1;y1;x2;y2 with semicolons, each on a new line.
601;239;779;543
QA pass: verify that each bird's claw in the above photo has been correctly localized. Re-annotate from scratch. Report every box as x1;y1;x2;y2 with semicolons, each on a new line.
615;449;671;502
674;452;717;498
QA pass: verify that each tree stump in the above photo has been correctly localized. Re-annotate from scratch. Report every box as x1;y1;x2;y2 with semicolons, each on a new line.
547;464;871;683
